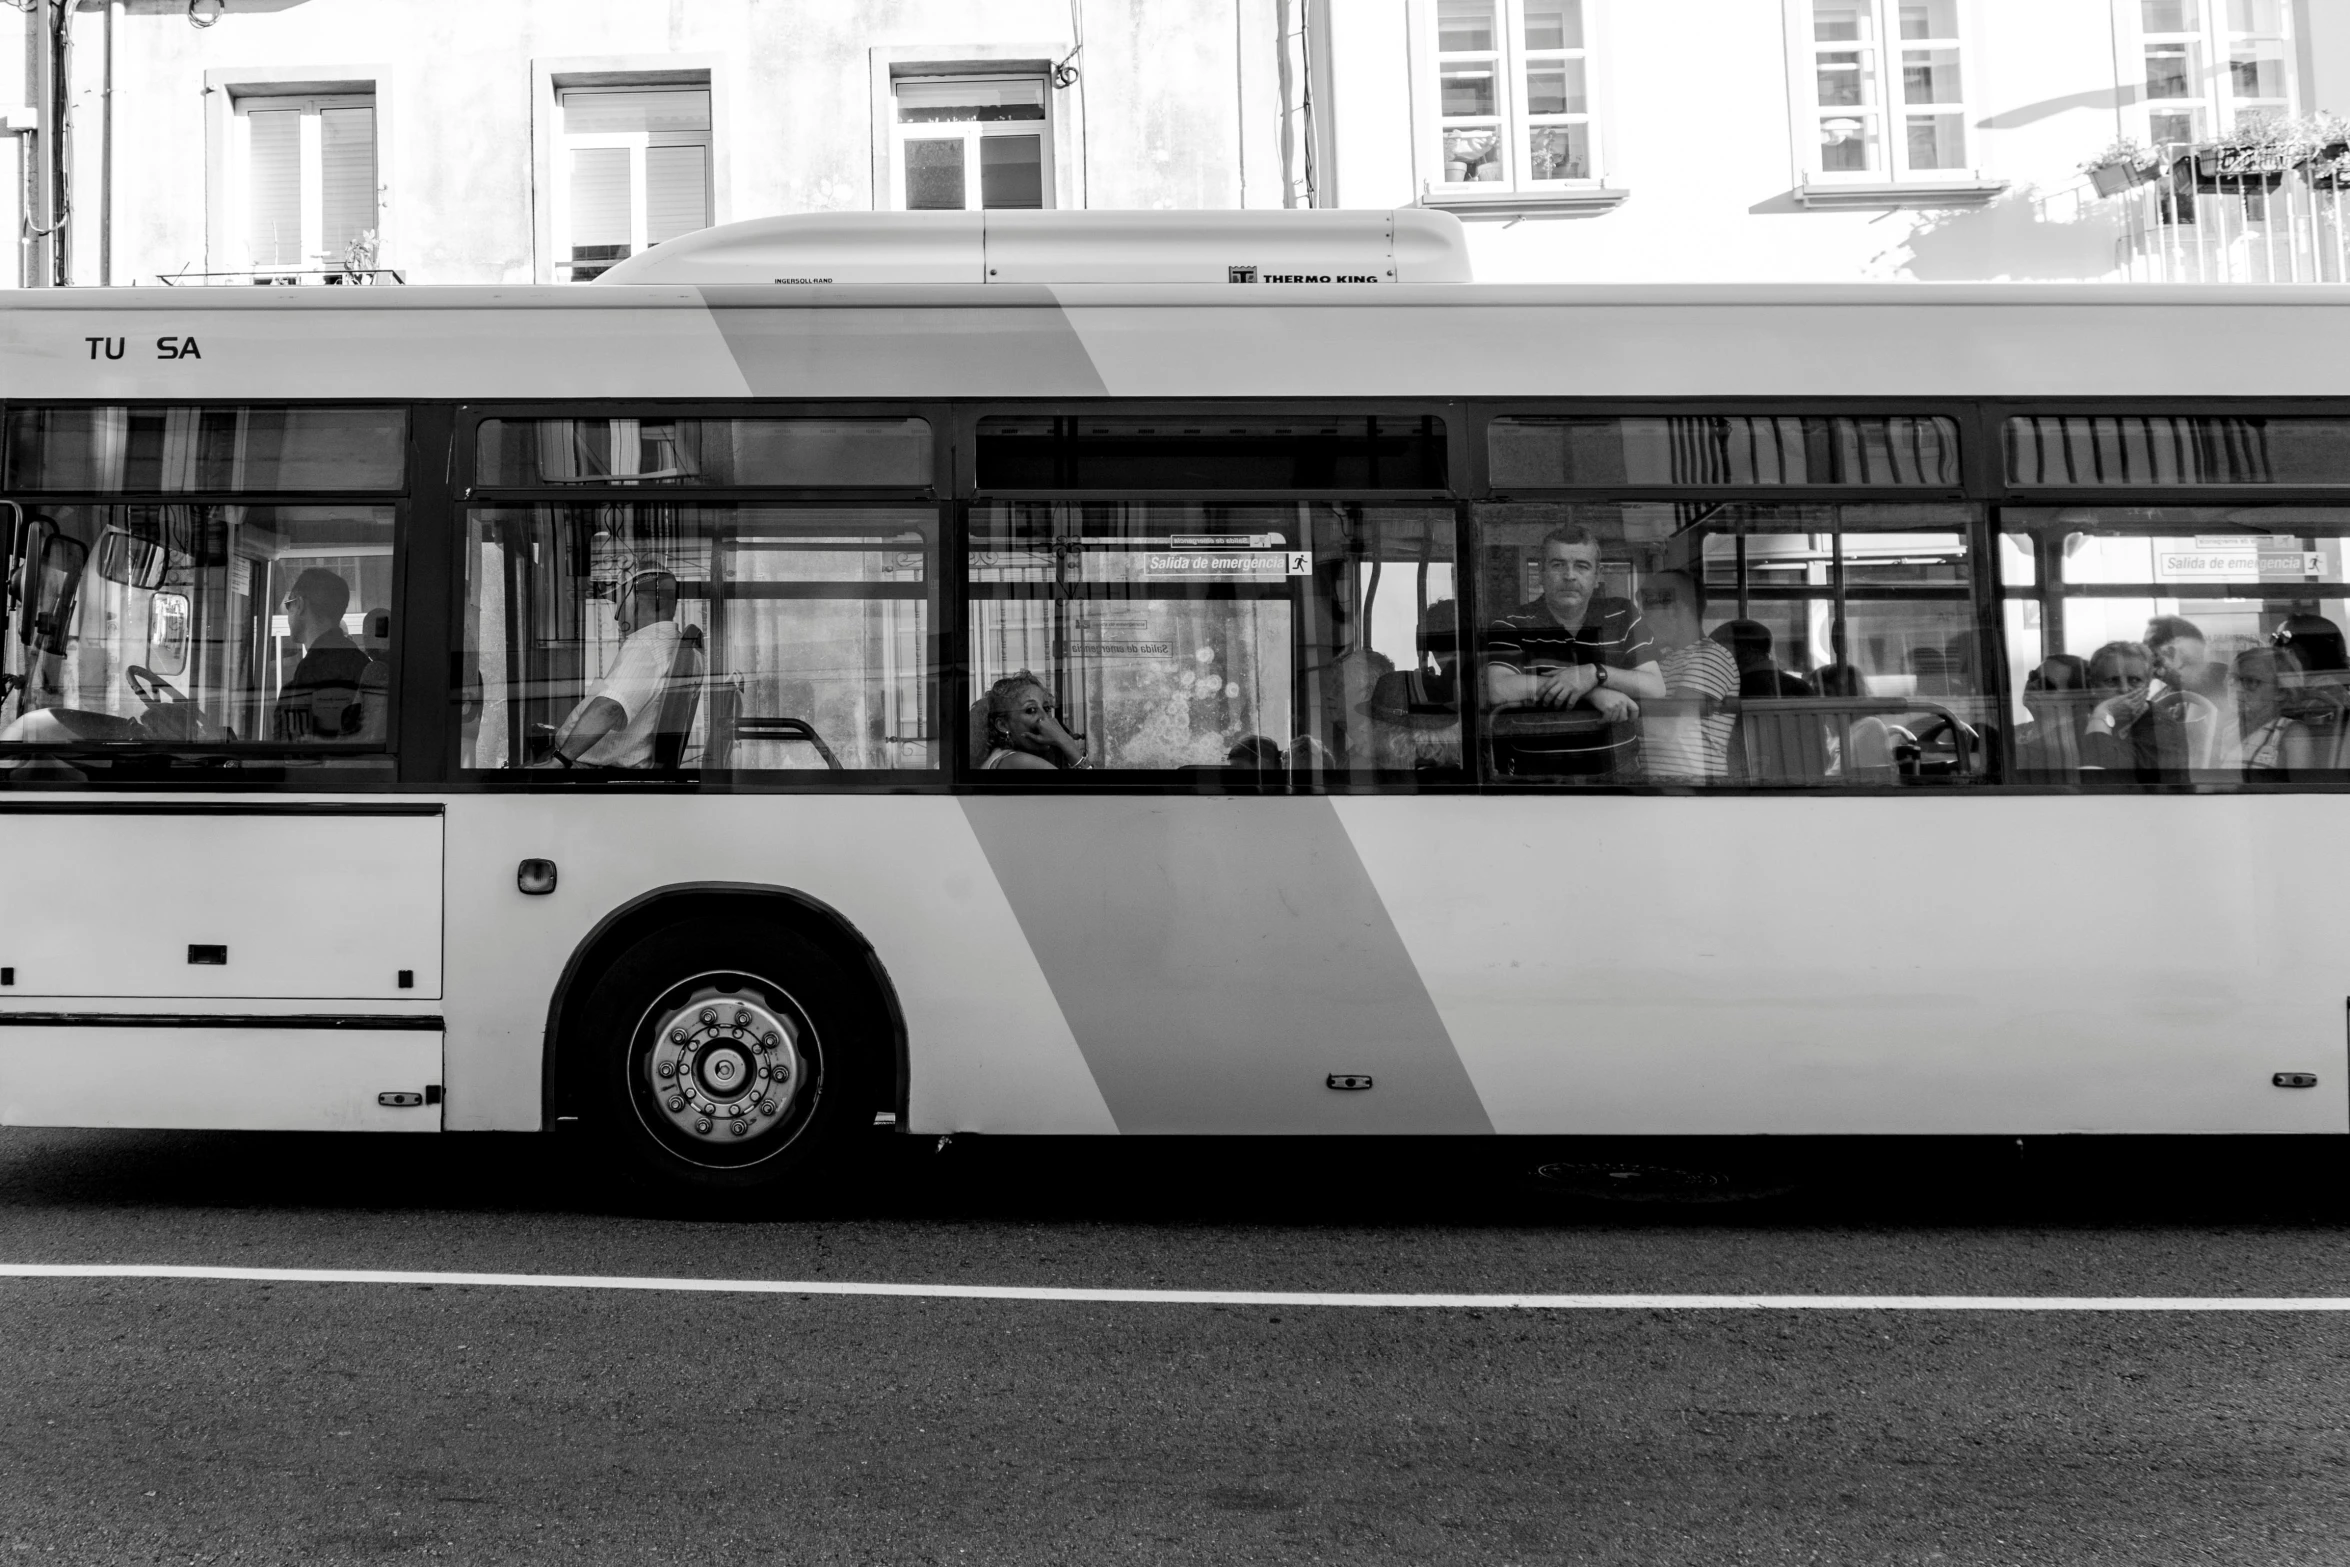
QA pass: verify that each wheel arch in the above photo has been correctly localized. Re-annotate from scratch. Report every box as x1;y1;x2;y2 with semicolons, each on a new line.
541;882;909;1131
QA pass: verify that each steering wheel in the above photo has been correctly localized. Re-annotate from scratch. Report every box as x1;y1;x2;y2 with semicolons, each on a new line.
125;664;188;708
1905;713;1981;777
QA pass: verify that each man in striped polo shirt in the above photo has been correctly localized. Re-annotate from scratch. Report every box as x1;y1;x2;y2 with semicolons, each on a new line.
1482;524;1666;779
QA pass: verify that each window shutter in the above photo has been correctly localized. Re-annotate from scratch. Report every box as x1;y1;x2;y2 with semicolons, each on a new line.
320;105;378;261
245;109;303;267
569;146;633;271
644;143;709;244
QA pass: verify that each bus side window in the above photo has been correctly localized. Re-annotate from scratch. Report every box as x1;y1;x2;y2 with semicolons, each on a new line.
462;503;938;775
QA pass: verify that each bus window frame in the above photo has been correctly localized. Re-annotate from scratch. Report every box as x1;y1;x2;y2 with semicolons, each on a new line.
0;398;420;789
1986;397;2350;795
952;400;1470;796
453;400;954;791
1458;397;2000;795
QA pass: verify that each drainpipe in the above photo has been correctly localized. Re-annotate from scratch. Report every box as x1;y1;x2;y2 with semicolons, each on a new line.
41;0;72;285
99;0;113;285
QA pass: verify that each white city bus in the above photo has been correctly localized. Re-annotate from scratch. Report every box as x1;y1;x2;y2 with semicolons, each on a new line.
3;209;2349;1195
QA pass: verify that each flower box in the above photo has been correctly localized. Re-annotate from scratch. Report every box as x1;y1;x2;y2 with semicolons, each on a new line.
2087;160;2152;197
2181;145;2293;191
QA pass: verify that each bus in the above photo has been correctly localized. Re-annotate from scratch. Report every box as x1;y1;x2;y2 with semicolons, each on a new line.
4;208;2349;1197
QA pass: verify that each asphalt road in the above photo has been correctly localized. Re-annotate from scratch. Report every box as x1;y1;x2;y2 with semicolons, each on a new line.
4;1129;2350;1564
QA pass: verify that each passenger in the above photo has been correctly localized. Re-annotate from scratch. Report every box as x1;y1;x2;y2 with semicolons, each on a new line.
2273;612;2350;677
978;671;1089;771
1711;619;1817;699
1287;734;1337;773
547;561;683;768
1482;527;1665;779
2080;639;2192;777
2274;612;2350;764
2234;645;2316;774
1634;569;1735;782
272;567;374;741
2015;653;2092;775
1227;734;1285;770
2146;615;2224;701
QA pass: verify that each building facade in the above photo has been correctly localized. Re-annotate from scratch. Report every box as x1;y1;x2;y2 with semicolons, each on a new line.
8;0;2350;290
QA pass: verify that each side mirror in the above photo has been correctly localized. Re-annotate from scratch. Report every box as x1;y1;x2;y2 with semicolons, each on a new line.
19;523;88;657
96;525;168;590
147;591;191;677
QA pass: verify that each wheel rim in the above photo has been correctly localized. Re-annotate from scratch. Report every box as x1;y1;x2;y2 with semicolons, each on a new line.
626;970;822;1169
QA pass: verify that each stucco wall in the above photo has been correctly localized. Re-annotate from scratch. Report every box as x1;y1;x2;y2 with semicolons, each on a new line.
60;0;1262;286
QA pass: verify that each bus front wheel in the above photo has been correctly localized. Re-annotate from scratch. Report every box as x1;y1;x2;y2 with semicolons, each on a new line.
576;917;876;1197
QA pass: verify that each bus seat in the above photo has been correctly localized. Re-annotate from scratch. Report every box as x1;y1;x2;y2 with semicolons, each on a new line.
703;679;742;770
649;625;705;770
1734;701;1831;782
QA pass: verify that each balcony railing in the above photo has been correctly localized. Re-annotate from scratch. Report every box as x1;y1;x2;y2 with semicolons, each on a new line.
2104;142;2350;284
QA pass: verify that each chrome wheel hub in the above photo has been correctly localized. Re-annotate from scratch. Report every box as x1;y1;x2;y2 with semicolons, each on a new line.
644;987;803;1144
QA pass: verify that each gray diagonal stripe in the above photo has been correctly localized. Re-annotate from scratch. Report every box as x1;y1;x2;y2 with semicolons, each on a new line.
959;796;1492;1134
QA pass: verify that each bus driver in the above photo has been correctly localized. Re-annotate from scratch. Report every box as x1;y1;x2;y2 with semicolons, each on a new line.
548;561;683;768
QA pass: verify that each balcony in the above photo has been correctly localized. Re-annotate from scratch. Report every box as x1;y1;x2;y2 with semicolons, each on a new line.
2092;128;2350;284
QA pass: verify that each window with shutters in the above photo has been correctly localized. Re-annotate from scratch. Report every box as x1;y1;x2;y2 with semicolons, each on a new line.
554;85;714;282
888;73;1052;211
232;93;378;276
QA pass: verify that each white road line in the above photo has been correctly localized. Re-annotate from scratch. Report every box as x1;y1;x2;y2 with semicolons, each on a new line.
2;1263;2349;1310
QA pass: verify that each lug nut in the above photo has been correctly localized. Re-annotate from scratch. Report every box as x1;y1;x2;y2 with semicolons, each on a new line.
774;1063;791;1083
656;1061;675;1079
762;1032;780;1048
694;1117;712;1134
670;1028;689;1044
734;1009;752;1028
730;1121;748;1137
666;1095;685;1112
761;1100;779;1116
699;1008;717;1025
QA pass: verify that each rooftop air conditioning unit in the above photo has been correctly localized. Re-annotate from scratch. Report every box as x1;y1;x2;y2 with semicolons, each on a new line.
591;208;1473;286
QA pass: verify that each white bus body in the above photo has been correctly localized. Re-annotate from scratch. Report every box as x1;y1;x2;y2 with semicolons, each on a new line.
2;247;2345;1176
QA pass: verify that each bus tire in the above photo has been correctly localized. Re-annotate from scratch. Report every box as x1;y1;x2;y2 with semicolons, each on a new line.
574;915;876;1198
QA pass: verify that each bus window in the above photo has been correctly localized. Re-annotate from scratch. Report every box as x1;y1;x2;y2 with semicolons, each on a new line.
966;503;1462;783
475;416;932;489
1490;414;1959;488
2003;507;2350;785
970;504;1295;773
1471;501;1986;786
2006;416;2350;487
2;406;406;493
0;505;397;772
1297;507;1462;781
463;505;935;775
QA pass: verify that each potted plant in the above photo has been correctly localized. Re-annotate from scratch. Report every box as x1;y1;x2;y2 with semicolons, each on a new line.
2177;117;2303;192
2285;110;2350;187
2081;137;2159;197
